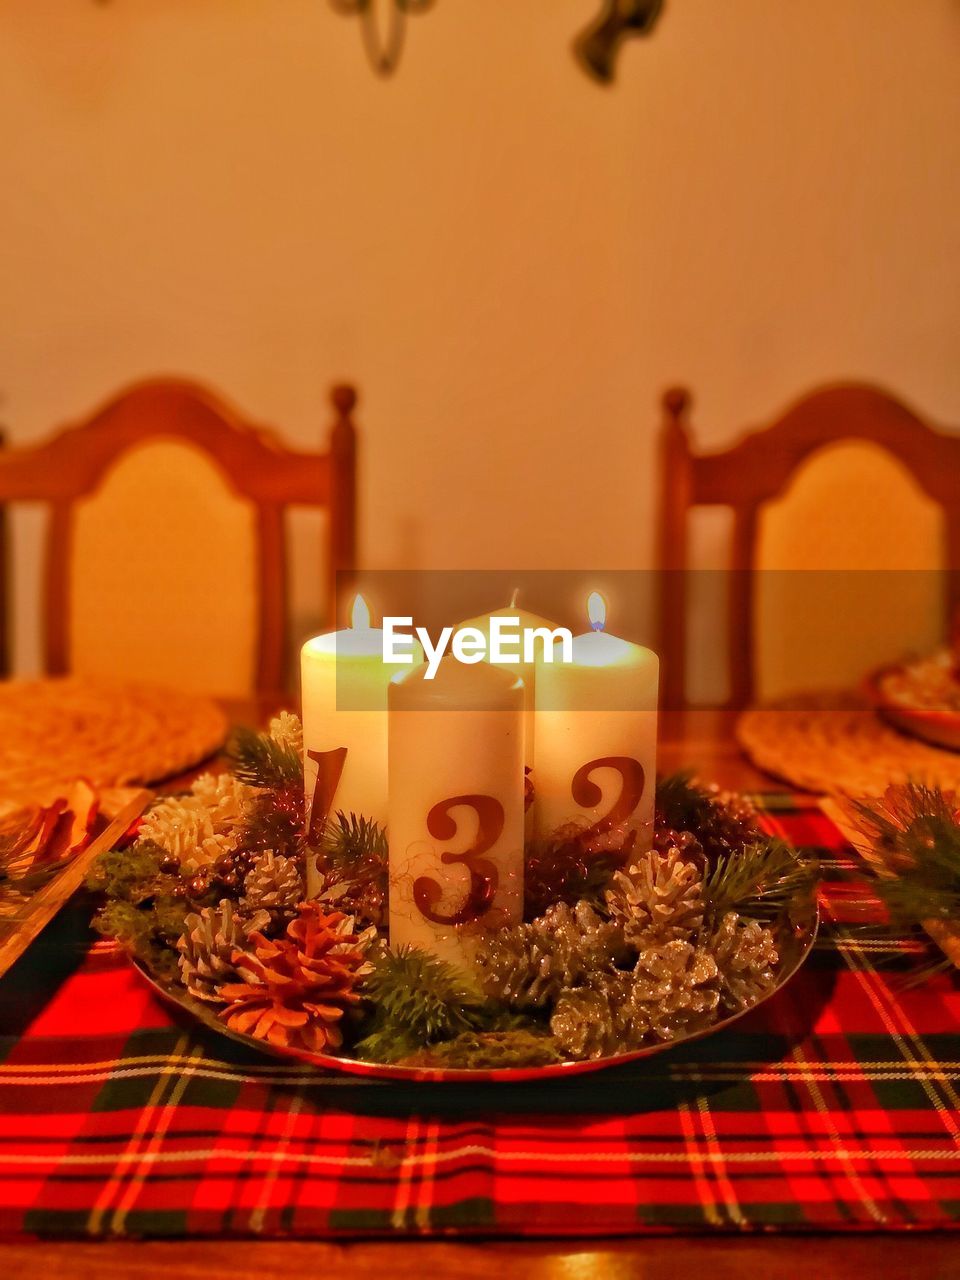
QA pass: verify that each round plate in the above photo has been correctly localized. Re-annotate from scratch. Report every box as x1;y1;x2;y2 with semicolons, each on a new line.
865;664;960;752
134;903;819;1083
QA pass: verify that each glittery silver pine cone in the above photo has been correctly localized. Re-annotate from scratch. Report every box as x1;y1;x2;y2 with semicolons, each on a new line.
605;846;704;950
475;900;629;1010
177;898;269;1003
629;939;721;1042
550;972;651;1060
708;911;779;1011
240;850;303;919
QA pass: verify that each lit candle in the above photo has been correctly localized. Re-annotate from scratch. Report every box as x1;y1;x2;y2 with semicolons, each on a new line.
455;590;560;774
534;592;658;850
300;595;423;854
388;656;525;973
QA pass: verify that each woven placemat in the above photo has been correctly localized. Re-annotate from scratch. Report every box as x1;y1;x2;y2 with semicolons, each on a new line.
737;703;960;797
0;677;228;807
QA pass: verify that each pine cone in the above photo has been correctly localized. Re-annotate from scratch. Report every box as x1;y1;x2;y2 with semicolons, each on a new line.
269;711;303;758
630;939;721;1041
241;850;303;921
550;972;651;1060
652;823;705;865
218;901;373;1053
708;911;779;1010
655;776;759;866
177;899;269;1003
140;774;254;872
689;786;759;864
605;846;704;949
475;900;628;1009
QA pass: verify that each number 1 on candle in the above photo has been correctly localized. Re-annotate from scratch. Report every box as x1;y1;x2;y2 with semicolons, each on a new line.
306;746;348;841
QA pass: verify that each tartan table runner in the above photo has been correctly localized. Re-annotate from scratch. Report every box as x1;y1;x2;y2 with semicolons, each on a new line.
0;795;958;1240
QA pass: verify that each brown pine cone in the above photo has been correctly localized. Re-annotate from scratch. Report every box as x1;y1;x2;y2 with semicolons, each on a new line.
652;823;704;864
605;846;704;949
655;776;760;865
218;901;373;1053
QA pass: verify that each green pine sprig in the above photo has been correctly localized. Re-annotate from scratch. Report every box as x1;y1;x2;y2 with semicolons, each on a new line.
852;783;960;928
354;944;506;1063
703;838;818;923
319;810;387;872
227;726;303;790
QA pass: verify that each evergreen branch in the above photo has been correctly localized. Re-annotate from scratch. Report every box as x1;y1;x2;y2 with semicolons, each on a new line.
655;771;708;831
227;726;303;790
354;944;503;1063
319;810;387;871
850;784;960;932
703;838;818;923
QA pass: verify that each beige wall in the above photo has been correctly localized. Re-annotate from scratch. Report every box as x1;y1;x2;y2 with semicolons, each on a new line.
2;0;959;674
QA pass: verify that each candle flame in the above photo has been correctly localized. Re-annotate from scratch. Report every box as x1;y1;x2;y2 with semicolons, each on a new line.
350;594;371;630
587;591;606;632
509;587;519;609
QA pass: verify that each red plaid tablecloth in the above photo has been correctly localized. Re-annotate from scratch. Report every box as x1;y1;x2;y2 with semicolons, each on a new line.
1;795;958;1240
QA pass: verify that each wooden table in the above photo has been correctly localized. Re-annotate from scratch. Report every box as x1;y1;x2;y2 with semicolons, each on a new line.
2;706;954;1279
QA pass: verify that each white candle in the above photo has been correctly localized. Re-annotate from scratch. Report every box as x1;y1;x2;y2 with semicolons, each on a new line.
534;592;658;851
455;591;560;772
300;595;423;844
388;655;525;973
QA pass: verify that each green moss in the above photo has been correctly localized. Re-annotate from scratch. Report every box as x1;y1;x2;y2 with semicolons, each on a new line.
354;945;510;1063
400;1029;561;1070
86;841;166;904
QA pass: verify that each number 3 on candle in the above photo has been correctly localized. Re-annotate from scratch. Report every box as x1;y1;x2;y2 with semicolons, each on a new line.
413;795;503;926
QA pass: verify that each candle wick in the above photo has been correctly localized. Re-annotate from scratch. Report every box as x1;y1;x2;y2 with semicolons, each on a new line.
591;621;604;632
509;588;519;609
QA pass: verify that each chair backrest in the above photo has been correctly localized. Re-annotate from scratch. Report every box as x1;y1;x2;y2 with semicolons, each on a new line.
0;378;357;696
657;383;960;708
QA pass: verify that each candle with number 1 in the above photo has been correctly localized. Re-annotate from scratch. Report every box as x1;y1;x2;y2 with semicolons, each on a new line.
534;592;658;849
388;656;525;973
300;596;423;876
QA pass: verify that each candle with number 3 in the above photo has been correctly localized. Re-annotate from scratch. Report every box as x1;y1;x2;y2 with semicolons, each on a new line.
300;596;423;893
388;656;525;972
534;592;658;851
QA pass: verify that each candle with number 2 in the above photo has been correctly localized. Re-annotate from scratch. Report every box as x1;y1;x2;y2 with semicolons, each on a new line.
534;592;658;851
300;596;423;892
387;656;525;973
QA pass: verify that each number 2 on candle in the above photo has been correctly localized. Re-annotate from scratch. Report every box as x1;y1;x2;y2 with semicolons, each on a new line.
571;756;645;846
413;794;503;927
306;746;348;841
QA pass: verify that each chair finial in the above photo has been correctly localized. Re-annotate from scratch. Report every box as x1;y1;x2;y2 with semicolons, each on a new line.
662;386;691;422
330;384;358;417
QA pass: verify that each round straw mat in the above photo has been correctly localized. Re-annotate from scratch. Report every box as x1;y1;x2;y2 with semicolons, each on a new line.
737;701;960;797
0;677;228;807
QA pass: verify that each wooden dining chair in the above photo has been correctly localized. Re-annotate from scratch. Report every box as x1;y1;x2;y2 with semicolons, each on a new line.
657;383;960;708
0;378;357;697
